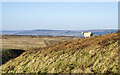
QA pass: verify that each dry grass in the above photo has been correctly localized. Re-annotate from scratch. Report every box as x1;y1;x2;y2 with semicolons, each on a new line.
30;32;119;54
1;49;25;65
1;35;81;50
1;32;120;74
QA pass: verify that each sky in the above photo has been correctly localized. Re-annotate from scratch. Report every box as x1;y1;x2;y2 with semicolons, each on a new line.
2;2;118;30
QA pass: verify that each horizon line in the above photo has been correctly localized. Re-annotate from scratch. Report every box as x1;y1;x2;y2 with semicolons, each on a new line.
2;28;118;31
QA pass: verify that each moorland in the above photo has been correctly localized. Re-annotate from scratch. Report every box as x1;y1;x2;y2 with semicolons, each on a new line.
0;31;120;74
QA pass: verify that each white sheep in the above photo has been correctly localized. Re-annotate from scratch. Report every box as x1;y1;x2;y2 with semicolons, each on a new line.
81;32;93;38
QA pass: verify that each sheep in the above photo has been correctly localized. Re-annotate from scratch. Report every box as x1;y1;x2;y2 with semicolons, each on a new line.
81;32;93;38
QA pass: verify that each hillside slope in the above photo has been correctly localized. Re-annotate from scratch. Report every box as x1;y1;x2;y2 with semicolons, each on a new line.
1;32;120;74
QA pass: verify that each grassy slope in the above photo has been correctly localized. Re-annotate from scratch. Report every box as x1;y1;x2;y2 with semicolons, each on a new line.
1;32;120;74
1;49;25;65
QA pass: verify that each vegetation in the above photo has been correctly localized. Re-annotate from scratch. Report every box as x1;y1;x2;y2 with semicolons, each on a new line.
1;35;80;50
1;32;120;74
1;49;25;65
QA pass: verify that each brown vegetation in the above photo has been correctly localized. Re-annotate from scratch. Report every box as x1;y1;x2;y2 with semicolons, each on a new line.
29;31;119;54
1;35;81;50
1;32;120;74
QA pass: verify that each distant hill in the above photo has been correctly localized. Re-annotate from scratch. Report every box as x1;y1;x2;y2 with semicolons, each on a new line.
2;29;117;37
1;31;119;74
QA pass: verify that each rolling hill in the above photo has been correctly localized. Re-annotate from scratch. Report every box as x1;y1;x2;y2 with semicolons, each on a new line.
2;29;117;37
1;31;120;74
